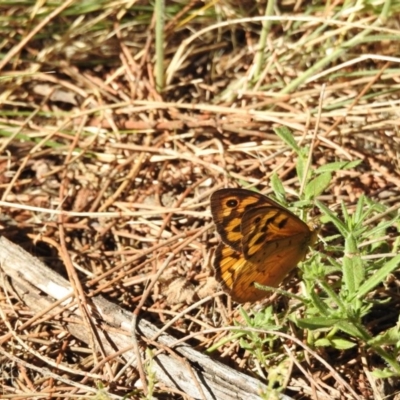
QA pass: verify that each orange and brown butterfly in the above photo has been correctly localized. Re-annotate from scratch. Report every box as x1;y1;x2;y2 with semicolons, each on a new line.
210;188;319;303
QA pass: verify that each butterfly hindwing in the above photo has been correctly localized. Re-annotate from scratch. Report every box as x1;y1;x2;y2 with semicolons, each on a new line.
232;235;312;302
213;242;244;291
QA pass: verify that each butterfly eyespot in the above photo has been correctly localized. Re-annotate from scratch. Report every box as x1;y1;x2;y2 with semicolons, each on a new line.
254;216;261;223
226;199;238;208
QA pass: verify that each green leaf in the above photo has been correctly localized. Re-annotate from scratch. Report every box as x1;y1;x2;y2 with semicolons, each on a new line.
342;252;364;295
304;172;331;200
239;307;252;326
295;317;342;329
353;194;366;226
371;368;398;378
344;233;358;254
270;173;286;204
368;325;400;346
316;200;348;236
335;320;370;340
317;280;346;314
296;155;307;186
274;126;300;152
307;287;330;316
315;160;362;173
357;254;400;298
315;337;356;349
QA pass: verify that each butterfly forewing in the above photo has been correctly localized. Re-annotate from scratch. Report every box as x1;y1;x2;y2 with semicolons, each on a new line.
210;188;284;252
241;206;311;259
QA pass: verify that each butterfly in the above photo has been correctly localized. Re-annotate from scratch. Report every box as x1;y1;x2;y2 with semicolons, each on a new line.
210;188;319;303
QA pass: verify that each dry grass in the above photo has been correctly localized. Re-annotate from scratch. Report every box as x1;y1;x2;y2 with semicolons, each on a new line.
1;1;400;399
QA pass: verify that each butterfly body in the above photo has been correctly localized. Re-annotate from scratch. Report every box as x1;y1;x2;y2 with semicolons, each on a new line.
210;188;318;303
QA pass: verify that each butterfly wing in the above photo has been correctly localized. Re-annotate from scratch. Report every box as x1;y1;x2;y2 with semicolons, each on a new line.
221;236;313;303
240;206;312;259
210;189;284;252
214;242;268;303
211;189;319;303
233;206;316;302
214;236;315;303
